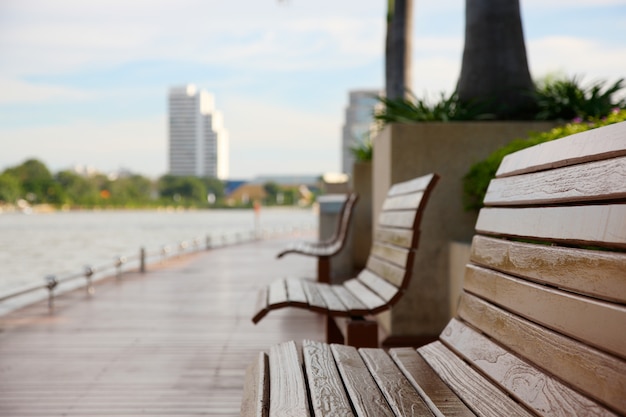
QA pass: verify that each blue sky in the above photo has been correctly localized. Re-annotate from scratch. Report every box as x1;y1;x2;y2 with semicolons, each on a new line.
1;0;625;179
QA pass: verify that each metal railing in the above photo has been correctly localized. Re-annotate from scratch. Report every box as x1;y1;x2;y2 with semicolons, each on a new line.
0;223;315;312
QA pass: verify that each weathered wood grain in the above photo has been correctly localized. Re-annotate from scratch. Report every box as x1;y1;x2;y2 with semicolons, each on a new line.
374;227;415;248
485;156;626;206
269;341;310;416
285;278;308;306
495;122;626;177
378;211;417;229
464;264;626;359
441;319;618;417
268;279;289;307
370;242;410;268
359;348;434;416
357;269;400;303
383;191;425;211
302;340;354;416
317;283;348;313
332;286;368;314
470;235;626;303
387;173;438;196
476;205;626;249
302;280;328;312
365;256;406;288
390;347;476;417
330;345;396;416
241;352;269;417
419;342;534;417
457;293;626;415
343;279;387;312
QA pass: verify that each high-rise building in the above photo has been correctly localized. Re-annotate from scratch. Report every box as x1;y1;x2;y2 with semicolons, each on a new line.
341;89;382;175
168;85;229;179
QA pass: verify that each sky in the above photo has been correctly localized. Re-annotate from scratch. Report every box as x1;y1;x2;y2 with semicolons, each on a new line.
1;0;625;180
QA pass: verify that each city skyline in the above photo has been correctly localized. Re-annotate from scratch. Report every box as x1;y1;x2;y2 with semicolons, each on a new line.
1;0;625;179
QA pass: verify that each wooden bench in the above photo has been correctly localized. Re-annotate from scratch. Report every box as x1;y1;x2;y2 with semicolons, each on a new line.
241;122;626;417
276;192;359;283
253;174;440;348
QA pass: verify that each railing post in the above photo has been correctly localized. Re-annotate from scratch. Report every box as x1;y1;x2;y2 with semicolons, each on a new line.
115;256;126;279
140;247;146;273
205;235;212;250
84;265;95;295
161;245;170;263
45;275;57;310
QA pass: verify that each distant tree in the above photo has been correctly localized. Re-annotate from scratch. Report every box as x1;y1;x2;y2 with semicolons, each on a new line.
202;177;226;200
110;175;154;206
263;182;281;204
5;159;66;204
55;170;100;206
158;175;207;206
0;172;22;204
457;0;536;118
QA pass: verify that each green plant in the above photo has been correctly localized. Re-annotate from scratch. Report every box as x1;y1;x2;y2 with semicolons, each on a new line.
463;108;626;211
535;76;626;121
350;135;373;162
374;90;493;126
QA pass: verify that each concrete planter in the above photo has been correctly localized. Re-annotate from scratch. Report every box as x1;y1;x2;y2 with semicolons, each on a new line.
350;161;373;272
372;121;556;345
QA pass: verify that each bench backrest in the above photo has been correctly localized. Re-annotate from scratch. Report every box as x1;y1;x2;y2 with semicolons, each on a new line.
345;174;439;314
441;122;626;416
326;192;359;253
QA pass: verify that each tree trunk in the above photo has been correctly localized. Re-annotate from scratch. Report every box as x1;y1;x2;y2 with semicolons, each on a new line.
457;0;536;119
385;0;413;100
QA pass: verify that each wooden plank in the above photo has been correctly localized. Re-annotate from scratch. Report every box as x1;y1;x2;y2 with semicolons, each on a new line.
441;319;618;417
418;342;535;417
387;173;437;196
357;269;400;303
252;285;270;324
302;340;354;416
390;347;477;417
316;283;348;314
457;294;626;415
302;280;328;312
495;122;626;177
331;286;369;314
374;227;414;248
343;279;387;312
470;235;626;303
240;352;269;417
365;256;406;288
330;344;395;417
464;264;626;360
268;279;289;307
359;348;434;416
485;156;626;206
370;243;410;268
268;341;310;416
285;279;308;306
378;211;417;229
475;205;626;249
382;191;425;211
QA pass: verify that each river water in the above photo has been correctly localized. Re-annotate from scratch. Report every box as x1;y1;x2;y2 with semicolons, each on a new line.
0;208;316;314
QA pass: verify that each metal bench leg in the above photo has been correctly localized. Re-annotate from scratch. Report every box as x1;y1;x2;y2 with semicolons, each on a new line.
317;256;330;283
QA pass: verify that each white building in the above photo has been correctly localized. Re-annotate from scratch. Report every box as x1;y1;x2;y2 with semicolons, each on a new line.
168;85;229;179
341;89;382;175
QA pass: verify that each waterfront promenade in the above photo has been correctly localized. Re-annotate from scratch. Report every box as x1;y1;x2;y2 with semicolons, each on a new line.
0;235;324;416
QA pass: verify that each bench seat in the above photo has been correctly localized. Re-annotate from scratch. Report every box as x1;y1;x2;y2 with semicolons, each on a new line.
242;121;626;417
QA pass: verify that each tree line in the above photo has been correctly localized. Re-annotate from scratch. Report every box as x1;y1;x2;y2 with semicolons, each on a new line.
0;159;227;209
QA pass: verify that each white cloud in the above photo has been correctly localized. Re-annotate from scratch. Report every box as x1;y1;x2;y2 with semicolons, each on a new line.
0;77;88;104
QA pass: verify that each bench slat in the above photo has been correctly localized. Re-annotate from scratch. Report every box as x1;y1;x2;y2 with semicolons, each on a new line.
241;352;269;417
387;173;437;196
370;243;410;268
441;318;617;417
390;347;477;416
464;264;626;360
268;279;289;307
470;235;626;304
317;283;349;313
252;285;269;324
302;280;328;312
365;256;406;288
476;205;626;249
269;341;310;416
496;122;626;177
303;340;354;416
457;293;626;415
374;226;415;248
359;348;434;416
332;286;369;314
378;210;417;229
331;344;396;416
357;269;400;303
485;156;626;206
418;342;535;417
285;279;308;306
382;191;426;211
343;279;387;312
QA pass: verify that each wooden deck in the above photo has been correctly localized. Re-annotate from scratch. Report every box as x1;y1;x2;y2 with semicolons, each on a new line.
0;236;325;416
